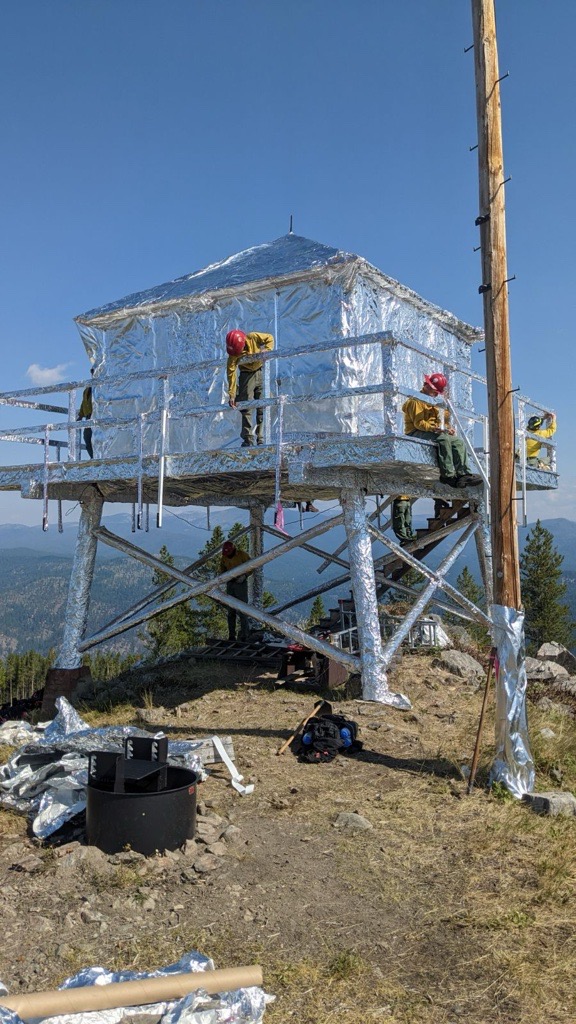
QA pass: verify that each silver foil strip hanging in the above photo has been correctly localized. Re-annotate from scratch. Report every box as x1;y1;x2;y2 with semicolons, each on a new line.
490;604;535;797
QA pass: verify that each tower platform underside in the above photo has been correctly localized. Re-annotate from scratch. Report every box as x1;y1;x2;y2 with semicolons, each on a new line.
0;434;557;508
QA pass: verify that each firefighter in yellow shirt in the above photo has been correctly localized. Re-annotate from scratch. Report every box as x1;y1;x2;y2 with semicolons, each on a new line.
225;329;274;446
526;413;556;468
402;373;482;488
219;540;253;641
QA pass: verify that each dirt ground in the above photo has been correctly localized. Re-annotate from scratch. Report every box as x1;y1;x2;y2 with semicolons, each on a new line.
0;653;575;1024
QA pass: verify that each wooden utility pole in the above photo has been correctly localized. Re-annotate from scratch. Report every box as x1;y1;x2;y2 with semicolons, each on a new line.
471;0;521;609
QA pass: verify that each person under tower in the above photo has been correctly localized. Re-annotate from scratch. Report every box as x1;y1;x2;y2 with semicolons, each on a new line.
392;495;418;546
219;539;253;642
402;372;482;489
225;329;274;447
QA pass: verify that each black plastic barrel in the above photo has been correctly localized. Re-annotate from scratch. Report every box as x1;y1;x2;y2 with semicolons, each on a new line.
86;766;198;856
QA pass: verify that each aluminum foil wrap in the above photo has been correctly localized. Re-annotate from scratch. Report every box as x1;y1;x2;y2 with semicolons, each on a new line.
0;951;271;1024
341;488;411;709
490;604;535;797
56;487;103;669
0;697;206;838
74;235;479;461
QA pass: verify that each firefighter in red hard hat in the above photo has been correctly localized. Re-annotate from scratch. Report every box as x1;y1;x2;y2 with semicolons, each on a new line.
402;373;482;489
226;329;274;447
220;539;253;641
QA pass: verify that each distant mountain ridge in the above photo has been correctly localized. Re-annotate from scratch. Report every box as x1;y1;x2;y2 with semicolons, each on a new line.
0;512;574;655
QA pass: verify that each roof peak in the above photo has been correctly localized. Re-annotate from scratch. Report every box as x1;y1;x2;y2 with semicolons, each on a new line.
77;233;353;322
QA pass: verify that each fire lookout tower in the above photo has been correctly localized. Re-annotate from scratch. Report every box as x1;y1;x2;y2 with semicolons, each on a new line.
0;233;558;714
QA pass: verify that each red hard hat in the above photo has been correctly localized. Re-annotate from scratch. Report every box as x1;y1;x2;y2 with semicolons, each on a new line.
226;330;247;356
222;541;236;557
424;372;448;395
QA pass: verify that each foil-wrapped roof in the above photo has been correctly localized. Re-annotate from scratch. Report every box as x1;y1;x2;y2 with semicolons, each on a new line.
78;234;351;321
76;232;482;346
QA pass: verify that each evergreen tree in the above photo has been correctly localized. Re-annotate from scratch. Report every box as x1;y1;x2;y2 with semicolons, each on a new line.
452;566;491;649
143;545;202;658
520;521;574;655
194;525;229;638
307;595;326;629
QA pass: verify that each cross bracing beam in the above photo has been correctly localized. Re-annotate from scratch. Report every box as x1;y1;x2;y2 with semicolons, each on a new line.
378;522;480;666
263;523;351;572
368;522;491;628
316;497;391;574
270;513;475;615
79;523;360;674
80;512;344;649
94;525;253;636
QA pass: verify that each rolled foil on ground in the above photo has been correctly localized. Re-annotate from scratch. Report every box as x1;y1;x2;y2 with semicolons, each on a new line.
0;951;271;1024
490;604;535;797
0;697;205;838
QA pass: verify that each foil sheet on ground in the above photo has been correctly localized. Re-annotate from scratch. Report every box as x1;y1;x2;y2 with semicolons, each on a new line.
0;952;272;1024
0;697;207;838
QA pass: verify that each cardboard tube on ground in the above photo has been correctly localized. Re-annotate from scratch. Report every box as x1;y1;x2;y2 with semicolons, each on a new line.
0;966;264;1021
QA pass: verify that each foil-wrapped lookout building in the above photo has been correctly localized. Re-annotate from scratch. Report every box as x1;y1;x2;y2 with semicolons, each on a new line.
74;233;481;459
0;233;558;794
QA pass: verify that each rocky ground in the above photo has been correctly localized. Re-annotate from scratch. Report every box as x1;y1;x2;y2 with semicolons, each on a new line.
0;650;575;1024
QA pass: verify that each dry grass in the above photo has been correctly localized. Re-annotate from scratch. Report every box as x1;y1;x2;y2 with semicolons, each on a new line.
4;652;576;1024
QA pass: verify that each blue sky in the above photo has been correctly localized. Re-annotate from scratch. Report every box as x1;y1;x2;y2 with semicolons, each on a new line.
0;0;574;526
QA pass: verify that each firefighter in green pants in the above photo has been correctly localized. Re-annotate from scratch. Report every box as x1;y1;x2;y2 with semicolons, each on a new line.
402;372;482;488
226;329;274;446
392;495;417;545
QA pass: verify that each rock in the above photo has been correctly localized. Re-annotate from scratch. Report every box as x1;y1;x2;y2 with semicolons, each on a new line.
181;839;198;856
193;853;220;873
195;829;219;847
135;708;166;724
555;678;576;698
200;813;225;827
431;651;484;683
523;791;576;817
9;853;43;873
333;812;373;831
205;841;227;857
110;850;146;865
53;842;82;858
222;825;242;845
525;657;569;681
57;846;118;877
537;643;576;674
31;916;54;933
535;697;574;718
539;728;556;739
80;907;103;924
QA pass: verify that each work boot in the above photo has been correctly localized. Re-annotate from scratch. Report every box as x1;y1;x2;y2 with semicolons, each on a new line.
439;476;459;488
305;502;319;512
456;474;483;488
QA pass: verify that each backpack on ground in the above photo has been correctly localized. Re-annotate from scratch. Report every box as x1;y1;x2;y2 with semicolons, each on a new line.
297;713;362;764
